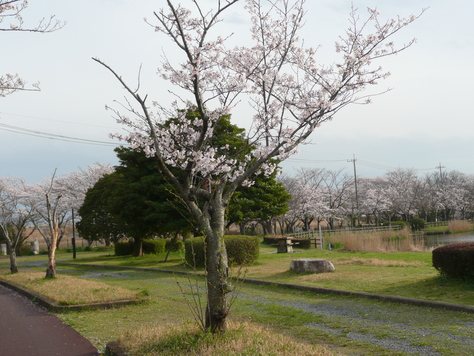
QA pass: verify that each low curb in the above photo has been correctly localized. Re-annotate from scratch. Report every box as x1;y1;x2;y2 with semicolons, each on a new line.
0;279;149;312
240;278;474;314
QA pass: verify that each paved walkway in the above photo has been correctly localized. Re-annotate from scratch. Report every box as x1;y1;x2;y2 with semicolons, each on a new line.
0;284;99;356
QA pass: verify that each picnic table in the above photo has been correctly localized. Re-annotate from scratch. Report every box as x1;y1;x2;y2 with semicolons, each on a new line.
275;237;296;253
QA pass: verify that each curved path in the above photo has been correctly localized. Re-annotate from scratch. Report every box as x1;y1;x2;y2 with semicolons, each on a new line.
0;284;99;356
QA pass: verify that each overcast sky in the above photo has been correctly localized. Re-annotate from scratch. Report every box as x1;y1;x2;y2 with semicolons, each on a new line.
1;0;472;183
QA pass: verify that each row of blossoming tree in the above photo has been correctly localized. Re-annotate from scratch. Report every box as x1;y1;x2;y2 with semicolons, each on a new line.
279;167;474;233
0;164;113;277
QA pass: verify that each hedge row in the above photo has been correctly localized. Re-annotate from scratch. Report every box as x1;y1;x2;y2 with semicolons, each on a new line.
432;242;474;279
115;239;167;256
184;235;261;267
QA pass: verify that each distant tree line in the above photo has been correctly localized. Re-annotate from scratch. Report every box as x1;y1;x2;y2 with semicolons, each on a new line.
278;167;474;232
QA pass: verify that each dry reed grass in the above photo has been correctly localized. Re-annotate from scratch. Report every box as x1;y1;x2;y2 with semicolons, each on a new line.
119;321;335;356
0;270;140;305
328;227;425;253
447;220;474;233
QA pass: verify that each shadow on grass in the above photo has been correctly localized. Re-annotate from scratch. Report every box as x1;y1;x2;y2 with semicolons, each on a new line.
265;269;313;281
378;275;474;305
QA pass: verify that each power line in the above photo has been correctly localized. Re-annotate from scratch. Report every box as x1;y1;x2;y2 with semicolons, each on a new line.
0;122;120;147
286;158;347;163
286;156;439;174
0;111;117;129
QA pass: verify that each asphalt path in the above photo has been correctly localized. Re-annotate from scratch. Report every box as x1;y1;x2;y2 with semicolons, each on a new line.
0;284;99;356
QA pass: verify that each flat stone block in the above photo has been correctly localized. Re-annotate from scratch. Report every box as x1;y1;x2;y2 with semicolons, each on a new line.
290;258;335;273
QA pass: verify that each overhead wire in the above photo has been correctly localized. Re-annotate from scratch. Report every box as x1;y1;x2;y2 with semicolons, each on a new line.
0;122;120;147
286;158;347;163
0;112;439;172
0;111;117;129
286;156;438;174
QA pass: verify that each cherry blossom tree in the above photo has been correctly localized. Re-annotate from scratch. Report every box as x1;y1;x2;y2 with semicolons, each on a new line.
28;171;65;278
46;163;115;251
0;0;63;96
357;177;391;225
57;163;114;254
25;165;112;278
0;176;36;273
318;169;353;228
279;168;329;231
57;163;115;212
459;174;474;220
384;168;422;221
94;0;421;332
276;175;303;233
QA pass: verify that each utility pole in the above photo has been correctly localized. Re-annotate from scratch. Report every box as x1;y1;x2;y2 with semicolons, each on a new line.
348;154;360;226
435;162;445;178
435;163;446;222
71;208;76;259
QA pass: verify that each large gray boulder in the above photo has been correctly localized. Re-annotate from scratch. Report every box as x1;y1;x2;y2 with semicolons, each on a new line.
290;258;335;273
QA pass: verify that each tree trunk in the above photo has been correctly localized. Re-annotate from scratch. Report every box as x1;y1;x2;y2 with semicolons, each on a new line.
133;238;143;257
205;232;229;332
239;222;246;235
164;249;171;262
45;228;59;279
203;197;230;333
46;243;57;278
328;217;334;230
6;240;18;274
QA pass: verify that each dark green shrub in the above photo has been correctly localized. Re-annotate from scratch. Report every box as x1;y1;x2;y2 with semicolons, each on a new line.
165;238;184;253
184;235;261;267
409;218;426;231
184;236;206;267
17;243;33;256
262;236;277;245
95;246;113;252
225;235;260;266
432;242;474;279
143;239;166;254
115;241;134;256
84;245;93;252
115;239;167;256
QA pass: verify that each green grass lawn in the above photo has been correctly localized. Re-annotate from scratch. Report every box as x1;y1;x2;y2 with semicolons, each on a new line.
3;244;474;307
2;244;474;355
46;244;474;307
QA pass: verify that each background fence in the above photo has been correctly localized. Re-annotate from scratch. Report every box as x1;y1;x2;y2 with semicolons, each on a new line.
287;225;402;239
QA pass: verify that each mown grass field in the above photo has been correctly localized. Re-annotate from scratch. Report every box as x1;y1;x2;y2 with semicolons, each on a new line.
47;242;474;306
1;240;474;355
